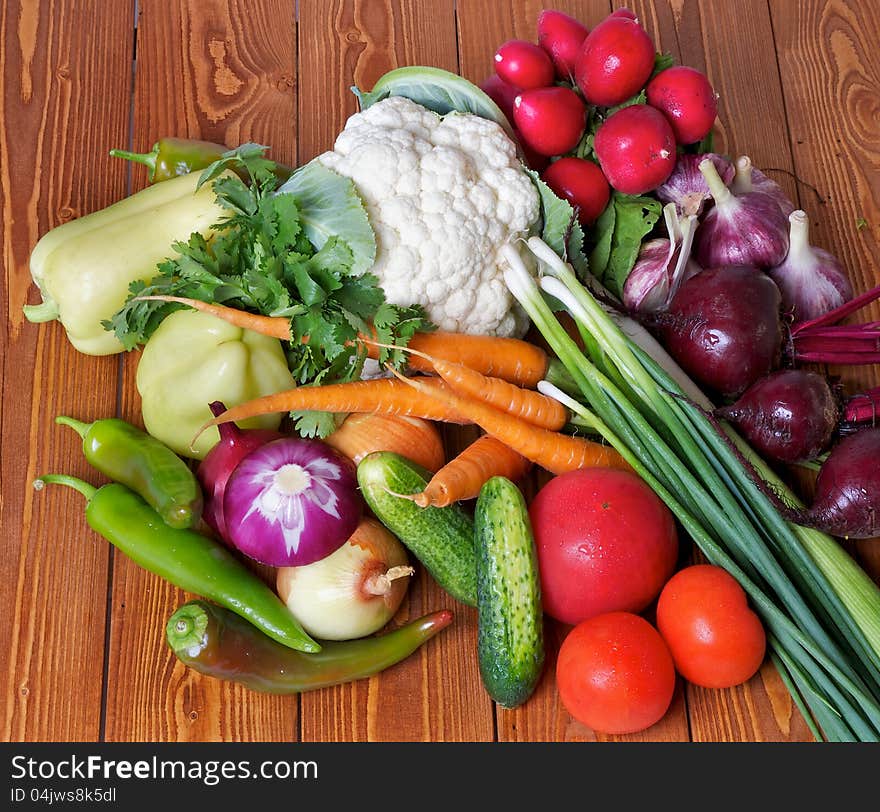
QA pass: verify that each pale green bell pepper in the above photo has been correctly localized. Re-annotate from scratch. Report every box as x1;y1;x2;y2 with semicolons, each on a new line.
24;171;229;355
136;309;295;459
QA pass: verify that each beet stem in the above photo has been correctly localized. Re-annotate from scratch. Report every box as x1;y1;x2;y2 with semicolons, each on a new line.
791;281;880;333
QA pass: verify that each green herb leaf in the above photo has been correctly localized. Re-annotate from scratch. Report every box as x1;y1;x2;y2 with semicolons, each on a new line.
525;168;588;277
587;192;662;299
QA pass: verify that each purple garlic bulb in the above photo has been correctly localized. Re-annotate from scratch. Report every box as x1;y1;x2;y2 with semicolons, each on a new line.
693;157;790;269
768;209;853;322
656;152;735;218
731;155;797;217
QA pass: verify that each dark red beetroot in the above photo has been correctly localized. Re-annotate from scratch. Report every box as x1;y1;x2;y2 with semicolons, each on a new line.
541;157;611;225
513;86;586;157
593;105;677;194
575;16;656;107
652;265;783;399
798;427;880;539
196;401;283;540
646;66;718;145
537;9;589;79
715;369;839;463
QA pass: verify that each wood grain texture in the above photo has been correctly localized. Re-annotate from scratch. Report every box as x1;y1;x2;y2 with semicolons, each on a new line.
770;0;880;579
102;0;299;742
0;0;133;741
3;0;880;744
296;0;494;742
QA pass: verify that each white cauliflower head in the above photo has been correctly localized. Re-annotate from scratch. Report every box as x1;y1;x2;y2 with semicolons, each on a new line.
316;96;541;337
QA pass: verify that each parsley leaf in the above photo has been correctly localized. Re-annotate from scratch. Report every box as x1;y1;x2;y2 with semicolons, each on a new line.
106;144;433;436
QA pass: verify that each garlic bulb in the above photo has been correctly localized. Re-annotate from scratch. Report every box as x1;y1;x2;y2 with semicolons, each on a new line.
768;209;853;322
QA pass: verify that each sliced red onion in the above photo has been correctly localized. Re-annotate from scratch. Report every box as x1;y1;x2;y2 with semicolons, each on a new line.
223;437;362;567
693;157;790;269
623;203;698;313
656;153;734;218
768;209;853;322
196;402;283;540
730;155;797;217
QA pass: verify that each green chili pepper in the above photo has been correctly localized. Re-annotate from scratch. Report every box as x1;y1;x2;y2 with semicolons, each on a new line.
55;415;203;530
109;137;293;184
167;600;453;694
33;475;320;654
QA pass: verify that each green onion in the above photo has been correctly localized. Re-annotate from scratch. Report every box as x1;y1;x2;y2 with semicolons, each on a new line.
502;238;880;742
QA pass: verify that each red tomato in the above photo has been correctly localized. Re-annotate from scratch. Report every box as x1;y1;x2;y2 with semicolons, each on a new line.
541;157;610;225
494;39;555;90
556;612;677;735
529;468;679;625
656;564;767;689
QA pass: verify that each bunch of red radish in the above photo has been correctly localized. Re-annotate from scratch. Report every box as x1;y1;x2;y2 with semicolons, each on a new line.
481;7;717;225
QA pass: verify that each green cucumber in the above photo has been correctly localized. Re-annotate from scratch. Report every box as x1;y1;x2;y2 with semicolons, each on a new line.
356;451;477;606
474;476;545;708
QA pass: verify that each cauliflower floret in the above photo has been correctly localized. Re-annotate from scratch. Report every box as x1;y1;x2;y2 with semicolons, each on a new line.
316;96;541;337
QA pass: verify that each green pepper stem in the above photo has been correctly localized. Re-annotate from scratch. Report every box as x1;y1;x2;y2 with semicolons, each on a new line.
33;474;98;502
54;415;91;439
22;300;60;323
109;144;158;179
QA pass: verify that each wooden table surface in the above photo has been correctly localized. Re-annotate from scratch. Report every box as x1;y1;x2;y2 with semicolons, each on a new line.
3;0;880;743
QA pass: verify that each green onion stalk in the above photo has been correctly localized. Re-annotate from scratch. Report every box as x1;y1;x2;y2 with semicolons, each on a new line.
502;237;880;742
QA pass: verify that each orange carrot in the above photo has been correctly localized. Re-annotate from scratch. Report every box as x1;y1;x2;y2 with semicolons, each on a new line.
386;367;632;476
405;332;549;387
400;434;531;508
135;296;549;385
367;340;567;431
135;296;291;339
196;378;470;443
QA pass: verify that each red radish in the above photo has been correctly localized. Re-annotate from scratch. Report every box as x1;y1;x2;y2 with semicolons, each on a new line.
593;104;676;194
479;73;519;124
536;9;589;79
513;86;586;157
541;157;610;225
646;66;718;145
574;16;656;107
516;130;551;172
652;264;784;399
715;369;839;463
610;7;638;20
494;39;555;90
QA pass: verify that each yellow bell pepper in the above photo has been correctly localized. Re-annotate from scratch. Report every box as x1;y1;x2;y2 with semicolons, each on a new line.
136;309;295;459
24;171;228;355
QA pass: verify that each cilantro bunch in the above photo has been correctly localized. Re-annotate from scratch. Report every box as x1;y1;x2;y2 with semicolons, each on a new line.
107;145;431;435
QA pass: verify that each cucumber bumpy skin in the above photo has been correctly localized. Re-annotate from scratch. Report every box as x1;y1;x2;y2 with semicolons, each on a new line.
474;476;545;708
356;451;477;606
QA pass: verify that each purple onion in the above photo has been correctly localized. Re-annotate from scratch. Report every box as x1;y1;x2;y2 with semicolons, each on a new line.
693;157;790;269
656;153;735;218
730;155;797;217
223;437;362;567
196;402;283;540
768;209;853;322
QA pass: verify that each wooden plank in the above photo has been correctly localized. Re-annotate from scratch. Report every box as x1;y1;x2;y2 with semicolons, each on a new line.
770;0;880;579
296;0;494;741
0;0;133;742
627;0;813;742
102;0;299;742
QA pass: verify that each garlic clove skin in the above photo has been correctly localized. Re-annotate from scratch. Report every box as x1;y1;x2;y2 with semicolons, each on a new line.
623;238;676;312
656;152;735;218
623;203;698;313
694;158;790;269
768;209;853;323
731;155;797;217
